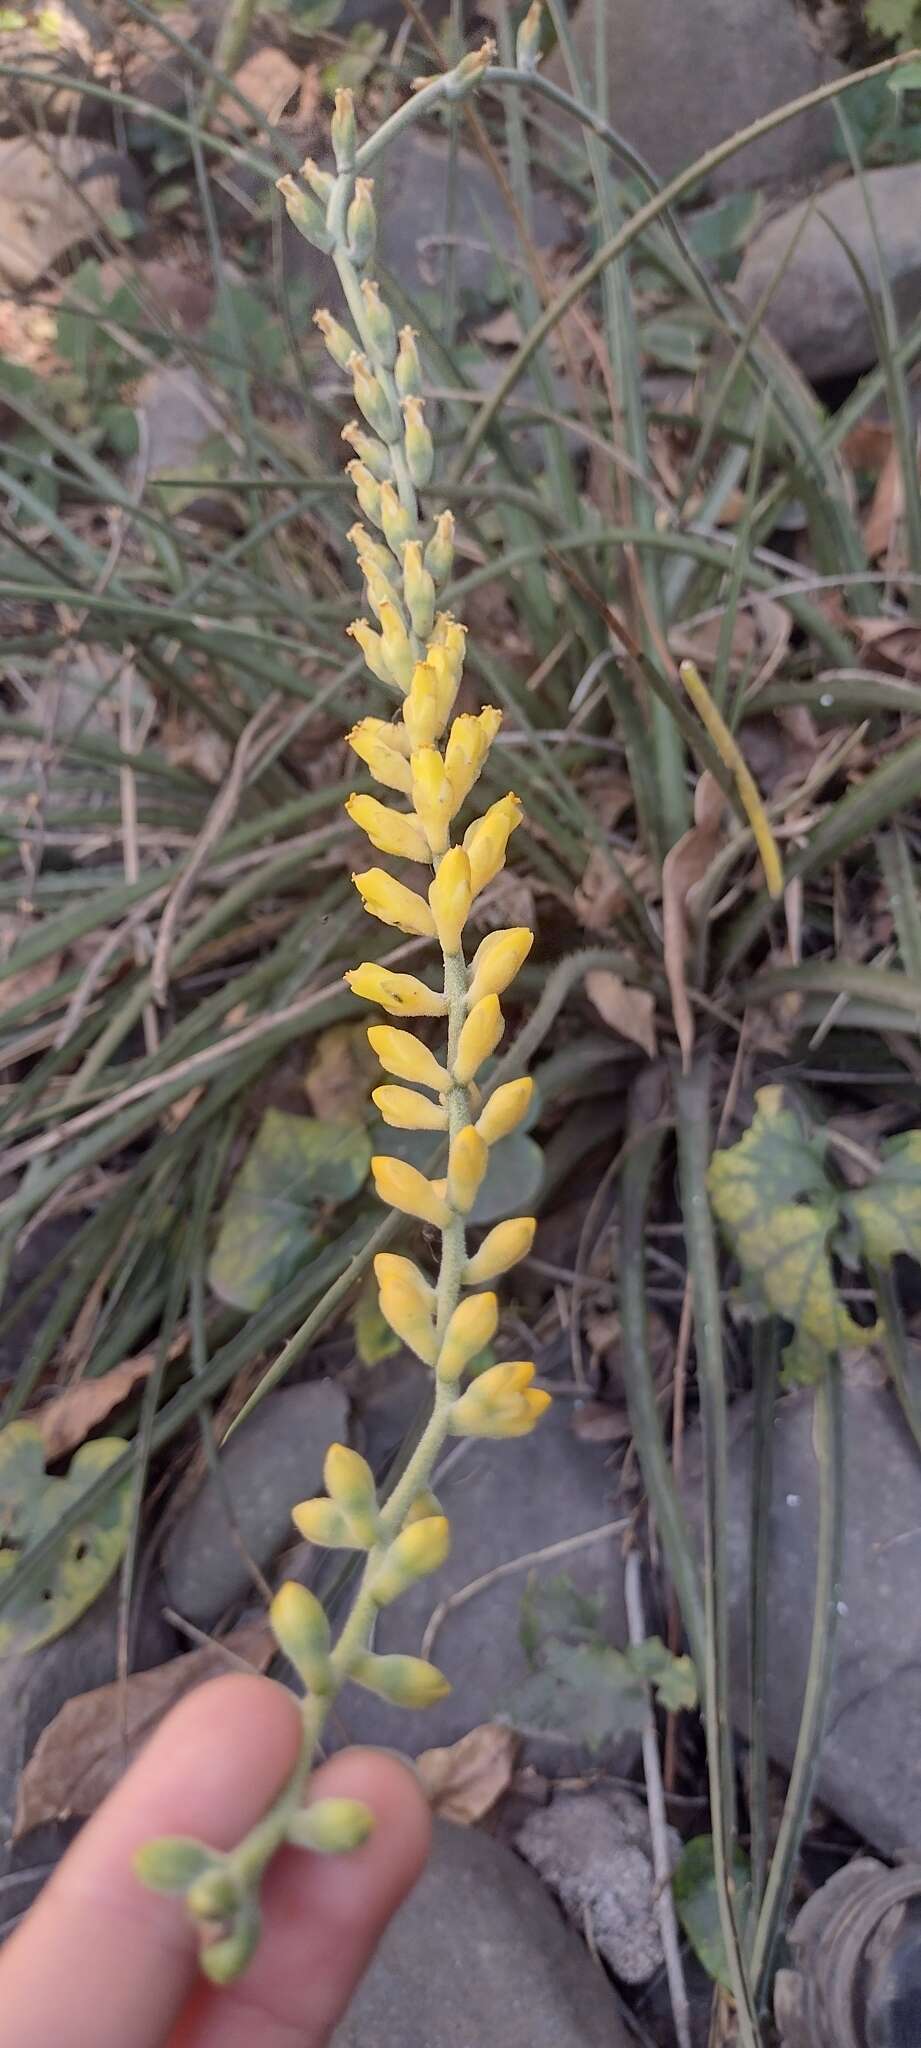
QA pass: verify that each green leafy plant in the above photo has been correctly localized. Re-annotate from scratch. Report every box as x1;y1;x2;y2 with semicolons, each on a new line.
0;1423;132;1656
507;1573;697;1748
865;0;921;48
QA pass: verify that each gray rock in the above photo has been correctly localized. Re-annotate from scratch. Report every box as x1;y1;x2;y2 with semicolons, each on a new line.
684;1363;921;1857
327;1398;630;1766
735;165;921;382
133;364;221;480
516;1786;680;1985
162;1379;347;1628
545;0;840;195
333;1818;633;2048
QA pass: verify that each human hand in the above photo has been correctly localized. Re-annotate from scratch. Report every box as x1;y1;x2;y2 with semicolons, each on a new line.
0;1672;430;2047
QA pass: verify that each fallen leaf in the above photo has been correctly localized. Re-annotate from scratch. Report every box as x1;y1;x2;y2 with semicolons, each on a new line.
863;438;906;561
585;968;656;1058
304;1023;376;1123
854;617;921;678
662;771;726;1071
416;1723;517;1825
14;1623;272;1839
28;1346;184;1462
215;47;304;130
574;845;658;931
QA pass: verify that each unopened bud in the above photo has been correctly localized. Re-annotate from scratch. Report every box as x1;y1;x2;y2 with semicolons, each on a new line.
346;176;377;268
395;324;423;398
380;479;415;554
402;395;434;488
371;1516;451;1605
301;155;334;202
314;306;355;372
331;85;357;170
270;1581;333;1692
350;351;398;441
287;1798;375;1854
444;38;495;99
133;1837;216;1896
424;509;455;587
346;458;383;529
324;1443;379;1546
352;1649;451;1707
360;278;397;366
276;175;331;251
516;1;544;72
343;424;392;483
402;539;436;640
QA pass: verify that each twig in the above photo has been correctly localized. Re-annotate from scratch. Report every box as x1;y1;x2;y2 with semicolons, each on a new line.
624;1548;692;2048
419;1517;628;1661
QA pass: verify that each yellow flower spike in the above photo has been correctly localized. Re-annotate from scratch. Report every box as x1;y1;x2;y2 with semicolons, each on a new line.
403;662;443;751
402;540;436;641
351;869;435;939
444;707;503;811
371;1155;451;1228
372;1083;446;1131
379;480;414;555
270;1582;333;1693
436;1291;499;1381
352;1651;451;1708
346;963;448;1018
463;793;524;897
342;428;392;485
428;847;473;957
291;1497;356;1548
371;1517;451;1606
378;601;414;693
367;1023;451;1092
347;721;413;796
446;1125;489;1213
476;1076;534;1146
345;793;430;865
324;1443;379;1546
453;993;505;1086
411;747;454;857
464;1214;537;1283
449;1361;551;1439
346;617;395;689
466;928;534;1007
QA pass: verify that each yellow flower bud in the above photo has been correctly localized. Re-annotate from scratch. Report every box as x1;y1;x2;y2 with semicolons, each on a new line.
374;1251;435;1303
276;175;331;251
346;461;384;530
437;1291;499;1381
372;1084;446;1132
375;1259;439;1357
453;993;504;1085
345;793;430;864
346;963;448;1018
359;277;396;365
380;480;414;555
348;719;413;795
402;394;434;488
378;600;414;692
476;1076;534;1145
346;615;394;687
300;156;334;203
349;349;395;440
447;1125;489;1213
287;1798;374;1854
343;427;392;484
424;509;455;587
428;846;472;956
466;927;534;1007
411;747;454;856
372;1517;451;1605
371;1155;451;1228
324;1443;378;1547
346;177;377;268
403;662;443;751
368;1024;451;1091
313;306;354;370
358;556;401;626
353;1650;451;1708
352;869;434;939
450;1360;551;1438
402;539;436;640
463;793;523;896
291;1497;354;1548
464;1214;537;1283
395;324;423;398
270;1581;333;1692
446;36;495;97
444;707;502;810
331;84;357;169
516;0;544;71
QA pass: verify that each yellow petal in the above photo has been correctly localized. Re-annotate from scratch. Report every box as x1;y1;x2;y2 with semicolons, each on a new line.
376;1266;438;1363
348;720;413;795
453;993;504;1086
447;1125;489;1214
352;869;435;938
347;616;396;689
464;1215;536;1283
436;1291;499;1381
372;1517;450;1605
372;1084;446;1131
403;662;443;751
270;1582;332;1691
444;707;502;810
475;1077;533;1146
449;1361;551;1439
291;1498;354;1547
466;927;533;1006
371;1155;451;1228
346;963;447;1018
411;747;454;857
367;1025;451;1091
345;794;430;864
463;793;523;896
352;1650;451;1707
378;600;414;692
373;1252;436;1312
324;1443;377;1515
428;847;472;957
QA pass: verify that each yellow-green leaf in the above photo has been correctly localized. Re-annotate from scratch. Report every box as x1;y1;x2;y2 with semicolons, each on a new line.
849;1131;921;1266
209;1109;371;1312
0;1423;132;1658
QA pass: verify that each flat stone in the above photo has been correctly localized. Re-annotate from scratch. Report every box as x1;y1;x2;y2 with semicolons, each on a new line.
736;165;921;382
545;0;840;195
162;1379;347;1628
133;364;220;479
683;1363;921;1857
333;1818;633;2048
326;1398;631;1769
517;1786;680;1984
0;138;137;290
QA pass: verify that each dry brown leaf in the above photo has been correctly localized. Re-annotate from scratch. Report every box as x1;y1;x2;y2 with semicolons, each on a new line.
863;439;906;561
855;617;921;677
416;1723;517;1825
216;47;304;130
585;968;656;1058
662;771;726;1072
14;1623;273;1839
29;1340;187;1460
304;1022;376;1122
843;419;893;477
575;846;658;932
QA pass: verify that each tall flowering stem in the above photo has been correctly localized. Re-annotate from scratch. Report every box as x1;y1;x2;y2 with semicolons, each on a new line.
134;34;550;1985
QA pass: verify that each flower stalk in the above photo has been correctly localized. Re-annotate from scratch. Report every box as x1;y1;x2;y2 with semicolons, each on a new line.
135;38;550;1985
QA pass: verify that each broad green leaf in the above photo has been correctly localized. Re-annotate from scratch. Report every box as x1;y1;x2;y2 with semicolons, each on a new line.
707;1087;828;1210
848;1131;921;1266
625;1635;698;1713
503;1638;647;1750
672;1836;751;1991
0;1423;132;1658
519;1573;606;1662
209;1110;371;1312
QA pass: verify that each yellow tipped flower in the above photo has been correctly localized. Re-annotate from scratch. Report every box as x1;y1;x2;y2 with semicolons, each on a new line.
453;993;504;1086
380;480;414;554
373;1084;446;1131
378;601;414;693
371;1155;451;1228
346;963;447;1018
359;278;396;365
324;1444;379;1546
466;927;533;1007
346;615;394;687
348;720;413;796
270;1582;333;1693
349;350;393;440
395;324;422;398
464;1214;536;1283
352;869;434;938
353;1650;451;1707
359;555;401;624
313;306;354;370
476;1076;533;1145
437;1291;499;1381
411;748;454;856
424;509;455;586
346;460;384;529
343;428;392;483
292;1498;355;1548
403;662;443;751
402;394;434;488
371;1517;450;1605
450;1360;551;1439
367;1024;450;1092
428;847;472;957
345;793;430;864
375;1257;440;1359
444;708;502;811
402;540;436;640
447;1125;489;1213
331;83;356;168
463;793;523;897
346;179;377;269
